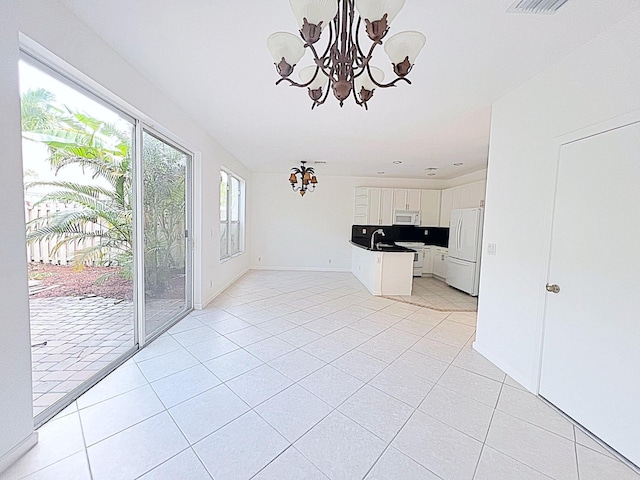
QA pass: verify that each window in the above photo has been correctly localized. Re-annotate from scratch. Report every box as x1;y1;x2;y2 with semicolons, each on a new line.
220;169;244;259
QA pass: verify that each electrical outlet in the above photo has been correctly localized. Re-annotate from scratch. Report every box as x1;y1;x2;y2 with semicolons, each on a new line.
328;259;332;264
362;228;366;234
258;256;261;262
487;243;497;255
424;230;429;236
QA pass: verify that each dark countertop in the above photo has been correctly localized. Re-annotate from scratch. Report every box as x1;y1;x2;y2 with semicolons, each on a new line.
350;241;415;253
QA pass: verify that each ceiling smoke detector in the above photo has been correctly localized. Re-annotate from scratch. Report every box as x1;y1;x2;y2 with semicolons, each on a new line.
507;0;569;15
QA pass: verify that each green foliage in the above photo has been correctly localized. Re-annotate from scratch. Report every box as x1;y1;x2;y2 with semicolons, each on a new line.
22;89;186;296
22;90;133;275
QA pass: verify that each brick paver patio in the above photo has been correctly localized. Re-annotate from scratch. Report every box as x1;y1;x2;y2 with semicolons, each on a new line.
30;296;186;416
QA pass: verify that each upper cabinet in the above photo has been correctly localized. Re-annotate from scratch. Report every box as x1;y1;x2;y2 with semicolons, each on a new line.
420;190;441;227
393;189;421;211
439;180;486;227
354;187;394;225
354;187;441;226
440;189;454;227
380;188;394;225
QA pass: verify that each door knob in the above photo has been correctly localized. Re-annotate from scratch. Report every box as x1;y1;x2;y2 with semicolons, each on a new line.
546;283;560;294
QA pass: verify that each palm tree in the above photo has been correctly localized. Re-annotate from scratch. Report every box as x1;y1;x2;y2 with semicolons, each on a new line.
22;89;133;275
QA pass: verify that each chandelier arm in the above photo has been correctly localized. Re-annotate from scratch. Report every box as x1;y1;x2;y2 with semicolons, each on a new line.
276;66;331;88
365;63;413;88
311;77;333;108
317;19;335;62
354;16;367;59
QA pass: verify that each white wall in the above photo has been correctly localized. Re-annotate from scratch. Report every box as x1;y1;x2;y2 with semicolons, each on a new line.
444;169;487;189
0;0;38;470
18;0;252;308
476;11;640;392
250;173;447;271
1;0;255;467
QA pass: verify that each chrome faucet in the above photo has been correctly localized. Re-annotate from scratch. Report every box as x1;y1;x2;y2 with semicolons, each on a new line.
370;228;385;249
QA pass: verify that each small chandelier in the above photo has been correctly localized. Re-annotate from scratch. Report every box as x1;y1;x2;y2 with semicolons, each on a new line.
289;161;318;197
267;0;426;110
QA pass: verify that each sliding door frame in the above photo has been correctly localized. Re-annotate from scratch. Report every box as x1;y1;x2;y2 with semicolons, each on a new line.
20;36;195;426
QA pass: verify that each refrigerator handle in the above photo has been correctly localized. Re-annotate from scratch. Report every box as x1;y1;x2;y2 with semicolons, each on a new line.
457;216;463;252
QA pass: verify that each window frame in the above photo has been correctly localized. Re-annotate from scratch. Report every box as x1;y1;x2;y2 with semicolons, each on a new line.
220;167;245;261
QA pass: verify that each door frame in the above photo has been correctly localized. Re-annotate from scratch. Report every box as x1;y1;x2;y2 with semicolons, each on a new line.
20;35;196;426
138;126;194;346
533;109;640;395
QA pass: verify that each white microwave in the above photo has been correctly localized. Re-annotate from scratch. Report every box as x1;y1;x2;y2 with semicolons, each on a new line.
393;210;421;225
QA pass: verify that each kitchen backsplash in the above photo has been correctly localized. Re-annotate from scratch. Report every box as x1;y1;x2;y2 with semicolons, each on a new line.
351;225;449;248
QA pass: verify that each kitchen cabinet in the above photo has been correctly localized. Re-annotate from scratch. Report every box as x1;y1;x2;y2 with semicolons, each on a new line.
354;187;395;225
355;185;462;227
439;189;454;227
420;190;441;226
354;187;370;224
433;247;448;279
352;244;414;295
439;180;486;227
393;189;421;211
422;246;434;275
380;188;394;224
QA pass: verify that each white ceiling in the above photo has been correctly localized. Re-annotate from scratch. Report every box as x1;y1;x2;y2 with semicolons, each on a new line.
59;0;638;179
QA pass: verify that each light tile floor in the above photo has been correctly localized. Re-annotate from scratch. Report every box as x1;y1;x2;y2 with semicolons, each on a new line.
386;276;478;312
5;270;638;480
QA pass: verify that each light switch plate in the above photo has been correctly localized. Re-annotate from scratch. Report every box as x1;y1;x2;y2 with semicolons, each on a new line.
487;243;497;255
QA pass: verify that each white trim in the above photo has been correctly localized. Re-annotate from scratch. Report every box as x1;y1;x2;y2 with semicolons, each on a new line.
133;120;145;348
473;341;535;392
532;109;640;394
0;432;38;475
250;266;351;273
195;267;251;310
18;33;191;150
555;109;640;146
192;152;203;309
219;168;246;260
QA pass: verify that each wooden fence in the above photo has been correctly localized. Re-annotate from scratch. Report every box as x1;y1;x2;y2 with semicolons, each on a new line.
24;197;101;265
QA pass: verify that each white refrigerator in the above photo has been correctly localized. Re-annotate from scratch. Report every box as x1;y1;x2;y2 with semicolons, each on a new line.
446;207;483;296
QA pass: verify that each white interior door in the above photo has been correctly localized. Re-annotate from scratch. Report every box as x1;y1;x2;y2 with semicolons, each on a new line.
540;121;640;466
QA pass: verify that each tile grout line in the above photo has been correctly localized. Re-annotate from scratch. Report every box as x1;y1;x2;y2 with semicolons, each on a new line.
76;406;95;480
470;379;505;479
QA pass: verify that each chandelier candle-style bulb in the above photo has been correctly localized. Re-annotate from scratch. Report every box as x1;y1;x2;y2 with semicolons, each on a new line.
269;0;426;109
267;32;306;78
355;67;385;106
384;31;426;77
355;0;406;42
299;66;327;103
289;0;339;44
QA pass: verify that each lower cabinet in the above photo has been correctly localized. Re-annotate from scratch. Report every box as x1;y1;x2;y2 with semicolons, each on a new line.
422;247;434;275
433;247;448;279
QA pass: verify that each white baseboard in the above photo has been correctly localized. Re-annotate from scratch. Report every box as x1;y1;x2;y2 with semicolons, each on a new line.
250;266;350;273
195;267;251;310
194;266;351;310
0;432;38;475
473;341;535;393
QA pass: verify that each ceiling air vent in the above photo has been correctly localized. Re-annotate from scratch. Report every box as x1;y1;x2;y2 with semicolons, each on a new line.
507;0;569;14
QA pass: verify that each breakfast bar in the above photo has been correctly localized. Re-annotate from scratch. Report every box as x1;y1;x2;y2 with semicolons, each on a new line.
350;242;414;296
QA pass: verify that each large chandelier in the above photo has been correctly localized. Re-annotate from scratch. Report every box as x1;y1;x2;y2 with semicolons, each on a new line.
289;161;318;197
267;0;426;110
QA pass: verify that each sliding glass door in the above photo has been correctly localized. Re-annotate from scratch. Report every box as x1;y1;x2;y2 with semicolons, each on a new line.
20;53;193;425
142;130;191;340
